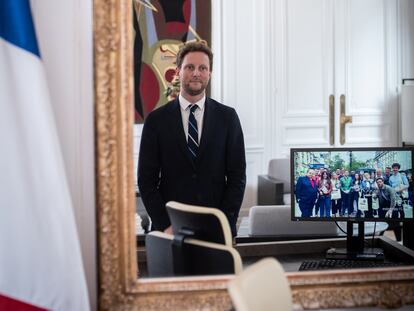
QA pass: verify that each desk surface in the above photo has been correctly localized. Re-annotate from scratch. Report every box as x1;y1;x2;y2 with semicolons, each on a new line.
137;235;414;276
235;236;414;272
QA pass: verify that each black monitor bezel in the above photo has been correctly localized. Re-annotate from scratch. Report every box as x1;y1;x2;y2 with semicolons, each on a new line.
290;146;414;222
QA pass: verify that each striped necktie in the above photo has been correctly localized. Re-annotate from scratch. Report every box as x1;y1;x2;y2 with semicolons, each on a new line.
187;104;199;159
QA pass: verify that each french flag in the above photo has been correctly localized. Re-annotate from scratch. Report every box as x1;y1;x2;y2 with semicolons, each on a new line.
0;1;89;310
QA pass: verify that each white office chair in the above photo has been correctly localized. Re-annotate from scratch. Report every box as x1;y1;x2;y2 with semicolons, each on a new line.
228;258;292;311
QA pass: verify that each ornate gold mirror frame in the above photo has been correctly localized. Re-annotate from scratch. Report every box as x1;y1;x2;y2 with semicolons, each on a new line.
94;0;414;309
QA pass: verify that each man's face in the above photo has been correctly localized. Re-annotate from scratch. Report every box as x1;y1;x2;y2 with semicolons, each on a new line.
177;52;211;97
392;166;399;175
376;179;384;188
344;171;349;177
306;169;315;178
385;168;391;175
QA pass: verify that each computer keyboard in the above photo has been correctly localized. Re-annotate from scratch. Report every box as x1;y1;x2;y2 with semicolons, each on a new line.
299;259;407;271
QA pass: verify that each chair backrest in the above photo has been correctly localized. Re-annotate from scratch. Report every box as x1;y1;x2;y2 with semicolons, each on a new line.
146;231;242;277
228;258;292;311
268;158;291;193
166;201;233;246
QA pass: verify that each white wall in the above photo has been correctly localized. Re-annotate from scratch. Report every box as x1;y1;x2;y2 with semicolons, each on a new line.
399;0;414;80
210;0;269;209
30;0;96;310
399;0;414;145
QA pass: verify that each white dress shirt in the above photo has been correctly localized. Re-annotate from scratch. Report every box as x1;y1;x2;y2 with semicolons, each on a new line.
179;94;205;143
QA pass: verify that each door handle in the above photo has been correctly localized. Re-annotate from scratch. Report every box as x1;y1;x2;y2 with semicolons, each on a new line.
340;94;352;145
329;95;334;145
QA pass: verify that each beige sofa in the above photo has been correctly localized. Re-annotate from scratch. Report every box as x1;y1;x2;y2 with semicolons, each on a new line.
248;205;338;237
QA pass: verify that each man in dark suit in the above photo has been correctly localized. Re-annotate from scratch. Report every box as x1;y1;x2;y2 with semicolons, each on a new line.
295;169;318;217
375;177;397;218
138;42;246;236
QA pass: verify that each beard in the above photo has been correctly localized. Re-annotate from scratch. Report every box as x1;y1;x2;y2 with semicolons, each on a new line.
182;80;208;96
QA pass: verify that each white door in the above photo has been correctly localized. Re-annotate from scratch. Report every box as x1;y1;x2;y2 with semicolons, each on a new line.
274;0;398;156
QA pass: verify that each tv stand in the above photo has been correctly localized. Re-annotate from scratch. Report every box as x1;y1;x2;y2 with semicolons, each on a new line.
325;221;384;261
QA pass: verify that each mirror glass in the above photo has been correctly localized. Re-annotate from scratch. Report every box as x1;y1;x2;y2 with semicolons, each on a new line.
131;0;406;278
95;0;414;309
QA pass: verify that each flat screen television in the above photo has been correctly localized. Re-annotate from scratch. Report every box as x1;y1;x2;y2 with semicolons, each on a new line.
290;147;414;259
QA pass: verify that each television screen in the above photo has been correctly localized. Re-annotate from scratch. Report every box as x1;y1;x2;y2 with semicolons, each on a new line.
291;147;413;221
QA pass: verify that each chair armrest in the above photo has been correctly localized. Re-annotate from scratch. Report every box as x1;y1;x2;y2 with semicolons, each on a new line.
257;175;284;205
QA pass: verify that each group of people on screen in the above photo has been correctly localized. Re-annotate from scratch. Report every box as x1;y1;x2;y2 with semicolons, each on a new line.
295;163;413;219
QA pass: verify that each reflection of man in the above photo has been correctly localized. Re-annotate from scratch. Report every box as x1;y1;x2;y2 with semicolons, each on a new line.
384;166;391;185
376;169;383;179
389;163;409;194
350;170;356;182
138;42;246;236
389;162;409;218
340;171;353;216
295;169;318;217
336;169;341;178
375;177;397;218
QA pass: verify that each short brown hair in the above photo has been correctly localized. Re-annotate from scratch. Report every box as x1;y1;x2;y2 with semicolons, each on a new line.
176;41;213;70
392;163;401;169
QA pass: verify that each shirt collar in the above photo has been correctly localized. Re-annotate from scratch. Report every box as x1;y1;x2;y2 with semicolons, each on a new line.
179;94;206;111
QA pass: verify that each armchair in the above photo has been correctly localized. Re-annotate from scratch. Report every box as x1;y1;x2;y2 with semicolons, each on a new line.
258;158;290;205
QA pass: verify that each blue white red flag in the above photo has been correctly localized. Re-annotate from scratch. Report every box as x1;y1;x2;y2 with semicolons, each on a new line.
0;1;89;310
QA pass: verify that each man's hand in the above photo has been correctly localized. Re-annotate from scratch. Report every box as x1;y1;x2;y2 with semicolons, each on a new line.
164;226;173;234
385;209;394;218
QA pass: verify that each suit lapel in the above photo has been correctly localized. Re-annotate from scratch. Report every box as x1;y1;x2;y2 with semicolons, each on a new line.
168;98;196;169
197;98;213;158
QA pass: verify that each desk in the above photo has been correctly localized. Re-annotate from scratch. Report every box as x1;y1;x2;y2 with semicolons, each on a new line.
235;236;414;309
136;233;414;308
236;236;413;271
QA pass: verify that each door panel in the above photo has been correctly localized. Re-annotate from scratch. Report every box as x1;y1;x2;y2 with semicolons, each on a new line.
285;0;332;115
349;1;385;113
276;0;334;153
337;0;397;147
275;0;398;154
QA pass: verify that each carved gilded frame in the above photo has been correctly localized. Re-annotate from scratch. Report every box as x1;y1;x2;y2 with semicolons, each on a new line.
94;0;414;309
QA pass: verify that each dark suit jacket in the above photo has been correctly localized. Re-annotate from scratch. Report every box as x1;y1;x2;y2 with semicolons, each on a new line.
295;176;318;204
138;97;246;236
